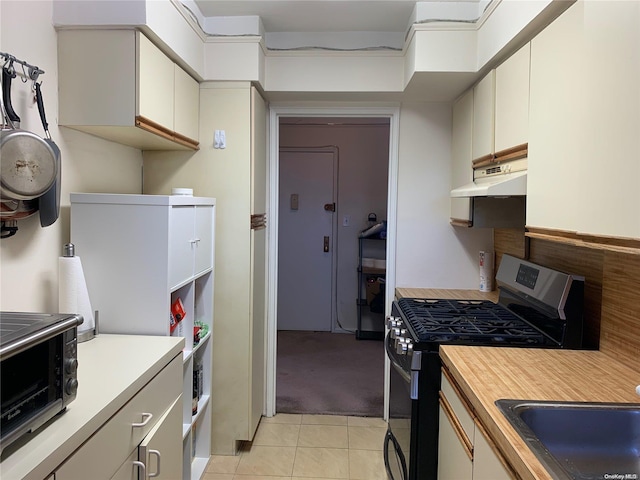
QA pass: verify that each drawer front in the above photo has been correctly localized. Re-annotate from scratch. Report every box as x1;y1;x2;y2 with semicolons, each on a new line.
441;371;475;444
438;404;473;480
56;354;182;480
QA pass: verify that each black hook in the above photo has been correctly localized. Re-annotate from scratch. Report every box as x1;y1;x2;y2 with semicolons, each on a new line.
1;221;19;239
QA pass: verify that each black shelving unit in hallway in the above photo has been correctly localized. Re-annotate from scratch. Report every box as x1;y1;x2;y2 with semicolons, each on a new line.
356;235;386;340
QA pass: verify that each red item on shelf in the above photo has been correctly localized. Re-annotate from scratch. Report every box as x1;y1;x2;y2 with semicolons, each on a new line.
170;298;186;334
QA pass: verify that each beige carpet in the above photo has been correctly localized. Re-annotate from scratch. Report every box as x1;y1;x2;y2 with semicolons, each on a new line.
276;330;384;417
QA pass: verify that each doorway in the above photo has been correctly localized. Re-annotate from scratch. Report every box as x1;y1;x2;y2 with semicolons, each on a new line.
266;106;401;417
277;146;338;331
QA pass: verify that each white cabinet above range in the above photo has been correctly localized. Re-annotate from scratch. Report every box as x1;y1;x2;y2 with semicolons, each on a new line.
58;30;199;151
495;43;530;154
527;1;640;240
471;42;530;165
450;89;474;226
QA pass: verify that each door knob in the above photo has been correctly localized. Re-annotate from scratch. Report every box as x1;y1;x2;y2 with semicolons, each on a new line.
324;236;330;252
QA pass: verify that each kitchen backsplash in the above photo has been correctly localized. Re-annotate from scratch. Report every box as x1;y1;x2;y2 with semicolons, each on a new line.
495;228;640;371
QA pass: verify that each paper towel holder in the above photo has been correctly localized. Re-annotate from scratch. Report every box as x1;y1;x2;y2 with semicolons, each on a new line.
77;310;99;343
62;243;99;343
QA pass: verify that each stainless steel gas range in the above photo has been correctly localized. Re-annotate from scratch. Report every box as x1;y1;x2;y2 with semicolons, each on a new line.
383;254;585;480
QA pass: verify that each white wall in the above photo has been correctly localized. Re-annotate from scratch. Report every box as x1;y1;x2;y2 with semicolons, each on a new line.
395;102;493;289
279;122;390;331
0;1;143;312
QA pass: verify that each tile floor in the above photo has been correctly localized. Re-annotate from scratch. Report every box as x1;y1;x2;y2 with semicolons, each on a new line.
203;413;388;480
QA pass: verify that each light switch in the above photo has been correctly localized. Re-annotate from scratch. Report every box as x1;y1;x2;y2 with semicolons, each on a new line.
213;130;226;149
343;215;350;226
290;193;299;210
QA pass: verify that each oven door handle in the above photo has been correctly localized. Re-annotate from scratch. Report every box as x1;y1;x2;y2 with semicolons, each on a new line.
384;429;408;480
388;347;420;400
386;339;411;384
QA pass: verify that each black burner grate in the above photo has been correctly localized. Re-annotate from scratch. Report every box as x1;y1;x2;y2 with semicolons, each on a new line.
397;298;546;345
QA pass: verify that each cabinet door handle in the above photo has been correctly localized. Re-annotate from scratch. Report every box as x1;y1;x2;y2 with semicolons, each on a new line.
148;450;161;478
132;460;146;477
132;412;153;428
190;238;200;245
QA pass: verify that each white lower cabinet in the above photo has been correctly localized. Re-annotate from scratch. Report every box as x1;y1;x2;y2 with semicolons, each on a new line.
71;193;215;479
438;404;473;480
473;423;512;480
110;397;182;480
56;355;182;480
438;370;515;480
110;451;139;480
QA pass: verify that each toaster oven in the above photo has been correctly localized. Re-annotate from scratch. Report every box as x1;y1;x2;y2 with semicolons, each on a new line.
0;312;83;453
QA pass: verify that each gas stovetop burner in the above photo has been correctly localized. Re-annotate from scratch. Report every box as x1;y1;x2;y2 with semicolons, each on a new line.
397;298;546;345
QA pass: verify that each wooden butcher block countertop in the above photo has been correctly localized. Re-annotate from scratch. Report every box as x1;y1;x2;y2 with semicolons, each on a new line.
395;288;499;303
440;345;640;480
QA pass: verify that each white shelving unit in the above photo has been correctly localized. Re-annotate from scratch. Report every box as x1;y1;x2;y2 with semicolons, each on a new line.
70;193;215;480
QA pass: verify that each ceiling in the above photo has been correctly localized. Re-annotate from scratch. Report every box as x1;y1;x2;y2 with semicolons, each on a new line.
192;1;419;33
186;0;489;101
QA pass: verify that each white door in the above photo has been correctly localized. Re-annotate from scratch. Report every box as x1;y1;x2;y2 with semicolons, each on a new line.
278;147;337;331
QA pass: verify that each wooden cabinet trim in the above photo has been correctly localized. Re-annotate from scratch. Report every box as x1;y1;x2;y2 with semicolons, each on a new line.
442;368;475;416
439;394;473;461
173;130;200;150
136;116;199;151
251;213;267;230
472;153;495;169
450;218;473;228
494;143;528;163
472;143;528;169
526;226;640;255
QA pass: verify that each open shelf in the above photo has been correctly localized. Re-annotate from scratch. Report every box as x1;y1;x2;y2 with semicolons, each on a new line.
356;235;386;340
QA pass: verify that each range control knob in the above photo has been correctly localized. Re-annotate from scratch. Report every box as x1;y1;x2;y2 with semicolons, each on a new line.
396;338;413;355
65;358;78;374
386;316;402;329
406;343;414;356
394;330;408;346
65;378;79;396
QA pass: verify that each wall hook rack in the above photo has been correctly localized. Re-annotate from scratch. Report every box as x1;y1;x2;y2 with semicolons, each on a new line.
0;51;45;83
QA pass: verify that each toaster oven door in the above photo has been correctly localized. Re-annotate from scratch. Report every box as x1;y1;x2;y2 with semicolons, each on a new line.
1;332;67;451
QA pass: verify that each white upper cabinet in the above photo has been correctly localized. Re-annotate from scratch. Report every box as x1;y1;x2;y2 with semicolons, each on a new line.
450;89;474;225
470;43;530;164
528;1;640;239
137;33;175;132
472;70;495;162
495;43;530;153
174;65;200;142
167;204;214;289
58;30;199;151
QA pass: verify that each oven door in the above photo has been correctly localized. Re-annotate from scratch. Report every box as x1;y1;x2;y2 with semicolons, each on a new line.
384;333;412;480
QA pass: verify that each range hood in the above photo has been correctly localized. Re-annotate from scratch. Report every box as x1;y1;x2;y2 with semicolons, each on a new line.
451;158;528;198
450;171;527;197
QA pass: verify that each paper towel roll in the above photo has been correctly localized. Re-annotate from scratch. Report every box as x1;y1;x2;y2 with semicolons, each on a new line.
479;251;494;292
59;255;94;335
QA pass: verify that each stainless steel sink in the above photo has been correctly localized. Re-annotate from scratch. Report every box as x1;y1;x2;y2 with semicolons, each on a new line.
495;399;640;480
